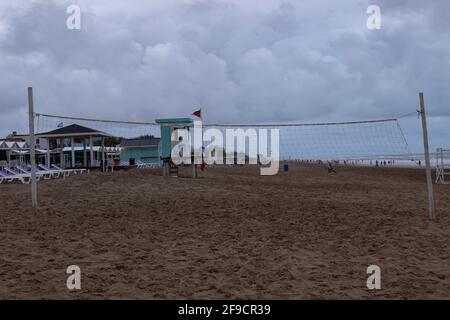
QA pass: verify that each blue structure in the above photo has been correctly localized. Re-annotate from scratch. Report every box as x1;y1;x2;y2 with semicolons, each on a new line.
120;138;161;165
155;118;194;176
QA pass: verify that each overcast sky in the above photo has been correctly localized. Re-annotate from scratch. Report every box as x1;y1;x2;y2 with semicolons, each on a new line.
0;0;449;152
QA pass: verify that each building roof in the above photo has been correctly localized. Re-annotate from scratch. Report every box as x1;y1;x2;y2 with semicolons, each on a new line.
120;138;160;148
5;132;28;141
155;118;193;125
62;146;122;153
37;124;112;138
0;140;30;149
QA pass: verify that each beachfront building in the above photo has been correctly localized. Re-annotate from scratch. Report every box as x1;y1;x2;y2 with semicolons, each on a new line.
0;140;31;168
37;124;115;168
120;138;161;165
59;146;122;167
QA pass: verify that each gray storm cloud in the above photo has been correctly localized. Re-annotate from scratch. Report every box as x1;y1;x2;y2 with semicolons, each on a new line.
0;0;449;151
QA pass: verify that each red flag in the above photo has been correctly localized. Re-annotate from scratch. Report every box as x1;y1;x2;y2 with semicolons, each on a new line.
192;109;201;119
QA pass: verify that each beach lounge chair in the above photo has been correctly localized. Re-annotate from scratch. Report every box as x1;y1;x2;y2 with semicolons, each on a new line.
7;167;47;182
0;170;12;184
51;164;86;175
16;166;55;180
0;169;31;184
17;166;53;180
136;160;153;168
38;164;70;178
50;164;75;175
37;165;61;178
0;171;14;183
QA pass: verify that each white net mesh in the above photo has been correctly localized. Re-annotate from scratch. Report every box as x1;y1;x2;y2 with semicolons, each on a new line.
36;114;160;139
35;114;413;161
205;119;413;161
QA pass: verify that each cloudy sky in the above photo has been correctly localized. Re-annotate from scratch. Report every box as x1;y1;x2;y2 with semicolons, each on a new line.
0;0;449;152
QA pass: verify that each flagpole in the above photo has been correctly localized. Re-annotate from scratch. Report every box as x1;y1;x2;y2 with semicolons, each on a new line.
191;107;205;171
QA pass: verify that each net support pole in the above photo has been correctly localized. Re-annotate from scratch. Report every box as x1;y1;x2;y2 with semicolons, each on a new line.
419;92;435;220
28;87;38;208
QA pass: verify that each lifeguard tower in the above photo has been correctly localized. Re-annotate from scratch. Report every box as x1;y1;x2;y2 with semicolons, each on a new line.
155;117;197;177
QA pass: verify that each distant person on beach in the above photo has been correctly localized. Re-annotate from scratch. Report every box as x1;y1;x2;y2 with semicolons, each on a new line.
327;162;337;174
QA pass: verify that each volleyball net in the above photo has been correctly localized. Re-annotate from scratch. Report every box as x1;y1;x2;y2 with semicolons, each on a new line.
35;113;414;161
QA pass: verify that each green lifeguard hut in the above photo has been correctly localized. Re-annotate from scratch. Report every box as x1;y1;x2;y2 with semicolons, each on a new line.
155;117;196;177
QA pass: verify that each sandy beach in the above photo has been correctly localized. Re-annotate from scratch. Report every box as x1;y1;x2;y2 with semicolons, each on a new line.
0;164;449;299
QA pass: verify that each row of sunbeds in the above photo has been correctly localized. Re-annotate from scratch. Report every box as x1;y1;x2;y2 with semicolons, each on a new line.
136;160;161;169
0;164;87;184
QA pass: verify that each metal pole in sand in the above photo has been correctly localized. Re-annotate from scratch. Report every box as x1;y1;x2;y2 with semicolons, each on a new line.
419;92;435;220
28;87;38;208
